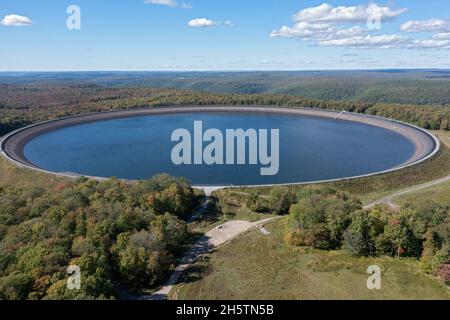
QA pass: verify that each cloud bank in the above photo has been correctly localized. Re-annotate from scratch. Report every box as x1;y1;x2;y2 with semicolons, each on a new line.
271;2;450;50
292;3;406;24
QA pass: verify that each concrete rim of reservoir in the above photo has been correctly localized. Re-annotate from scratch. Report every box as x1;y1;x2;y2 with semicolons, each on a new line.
0;105;441;190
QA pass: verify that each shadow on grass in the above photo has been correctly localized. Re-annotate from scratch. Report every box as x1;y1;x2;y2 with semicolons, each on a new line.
178;255;213;285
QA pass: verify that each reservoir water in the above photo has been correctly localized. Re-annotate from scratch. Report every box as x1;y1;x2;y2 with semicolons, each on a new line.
24;112;416;186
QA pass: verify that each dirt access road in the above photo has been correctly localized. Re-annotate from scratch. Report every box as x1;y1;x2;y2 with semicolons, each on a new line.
364;174;450;210
148;216;278;300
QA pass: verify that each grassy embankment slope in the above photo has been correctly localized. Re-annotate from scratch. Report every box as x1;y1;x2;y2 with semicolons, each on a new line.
393;131;450;207
0;156;70;190
175;218;450;300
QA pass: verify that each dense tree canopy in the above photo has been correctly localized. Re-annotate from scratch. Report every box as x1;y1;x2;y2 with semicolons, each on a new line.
0;85;449;137
286;188;449;284
287;187;361;250
0;174;198;300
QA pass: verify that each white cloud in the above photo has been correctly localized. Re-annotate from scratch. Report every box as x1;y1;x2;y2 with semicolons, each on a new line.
181;3;193;9
270;2;408;49
144;0;192;9
270;22;366;40
188;18;217;28
318;34;450;50
318;34;408;48
400;18;450;33
145;0;177;7
1;14;33;26
224;20;235;28
398;18;450;49
270;2;450;50
271;22;333;39
333;26;366;38
293;3;406;23
406;39;450;49
433;32;450;40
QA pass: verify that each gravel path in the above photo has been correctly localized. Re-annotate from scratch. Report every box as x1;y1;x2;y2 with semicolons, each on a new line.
148;216;279;300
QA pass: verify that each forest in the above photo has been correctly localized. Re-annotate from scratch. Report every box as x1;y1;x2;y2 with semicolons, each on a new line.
0;174;201;299
0;83;449;137
286;187;449;285
0;76;449;299
2;70;450;105
0;178;447;299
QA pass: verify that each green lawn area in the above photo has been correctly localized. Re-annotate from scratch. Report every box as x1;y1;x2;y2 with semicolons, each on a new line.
175;218;450;300
394;180;450;207
391;131;450;207
0;156;71;190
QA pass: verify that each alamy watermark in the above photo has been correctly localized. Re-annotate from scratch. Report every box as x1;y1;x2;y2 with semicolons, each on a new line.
367;265;381;290
67;265;81;290
66;5;81;30
367;6;382;30
171;121;280;176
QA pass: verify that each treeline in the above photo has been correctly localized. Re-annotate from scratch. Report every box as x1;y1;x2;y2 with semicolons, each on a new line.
284;187;449;285
0;85;449;136
219;185;449;285
0;174;200;300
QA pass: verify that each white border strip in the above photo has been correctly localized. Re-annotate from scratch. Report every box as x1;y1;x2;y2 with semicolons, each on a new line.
0;106;441;191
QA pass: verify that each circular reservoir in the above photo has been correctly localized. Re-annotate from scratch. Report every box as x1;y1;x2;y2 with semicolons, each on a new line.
1;107;438;186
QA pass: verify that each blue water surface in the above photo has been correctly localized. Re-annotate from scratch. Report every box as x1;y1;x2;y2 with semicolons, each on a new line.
24;112;415;186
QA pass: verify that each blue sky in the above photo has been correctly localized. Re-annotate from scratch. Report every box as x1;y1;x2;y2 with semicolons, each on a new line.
1;0;450;71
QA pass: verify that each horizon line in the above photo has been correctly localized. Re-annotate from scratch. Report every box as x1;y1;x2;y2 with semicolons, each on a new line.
1;68;450;73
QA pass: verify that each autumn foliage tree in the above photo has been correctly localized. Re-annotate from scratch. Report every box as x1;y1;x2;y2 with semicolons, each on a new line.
0;174;196;300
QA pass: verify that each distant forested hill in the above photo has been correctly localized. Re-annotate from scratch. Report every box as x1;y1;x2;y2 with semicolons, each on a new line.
1;70;450;106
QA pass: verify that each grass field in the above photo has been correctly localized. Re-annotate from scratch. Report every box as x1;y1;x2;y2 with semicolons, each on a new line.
0;156;71;190
394;180;450;207
390;131;450;207
174;218;450;300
